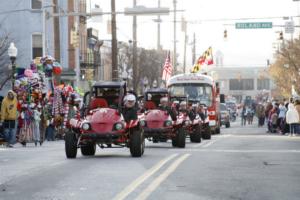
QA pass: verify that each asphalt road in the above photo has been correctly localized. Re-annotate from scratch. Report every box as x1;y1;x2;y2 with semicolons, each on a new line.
1;119;300;200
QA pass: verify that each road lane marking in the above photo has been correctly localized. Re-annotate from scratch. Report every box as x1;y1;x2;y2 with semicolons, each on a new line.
209;149;300;153
190;134;231;149
135;153;190;200
190;140;210;148
221;134;232;138
202;139;218;148
168;149;300;153
228;135;300;139
113;153;178;200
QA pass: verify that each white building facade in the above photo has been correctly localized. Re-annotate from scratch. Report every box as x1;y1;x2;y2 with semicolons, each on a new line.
204;66;274;103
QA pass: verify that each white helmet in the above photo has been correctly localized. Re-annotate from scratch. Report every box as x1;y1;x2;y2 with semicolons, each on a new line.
124;94;136;108
124;94;136;103
180;101;187;106
160;97;168;103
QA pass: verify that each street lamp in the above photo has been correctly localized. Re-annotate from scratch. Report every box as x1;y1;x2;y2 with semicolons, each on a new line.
8;42;18;88
153;79;158;88
124;6;170;16
121;71;128;82
143;77;149;93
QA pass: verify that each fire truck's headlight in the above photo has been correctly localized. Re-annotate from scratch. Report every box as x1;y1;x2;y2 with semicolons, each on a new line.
114;123;124;130
208;111;216;115
164;120;172;127
140;120;147;127
82;123;91;131
184;120;190;126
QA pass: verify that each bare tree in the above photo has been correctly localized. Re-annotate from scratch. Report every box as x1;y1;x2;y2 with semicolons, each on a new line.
117;43;166;93
137;48;166;91
0;30;12;89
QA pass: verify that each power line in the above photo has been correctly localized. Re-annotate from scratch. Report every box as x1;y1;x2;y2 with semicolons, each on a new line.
112;15;300;25
187;15;300;23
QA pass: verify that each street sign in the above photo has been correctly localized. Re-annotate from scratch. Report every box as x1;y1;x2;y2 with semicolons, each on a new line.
235;22;273;29
124;6;169;16
285;21;295;33
91;7;103;23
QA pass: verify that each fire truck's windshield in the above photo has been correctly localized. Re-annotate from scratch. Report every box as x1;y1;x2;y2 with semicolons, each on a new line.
169;83;213;106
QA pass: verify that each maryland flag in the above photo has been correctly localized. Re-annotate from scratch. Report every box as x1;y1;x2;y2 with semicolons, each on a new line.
204;47;213;65
191;56;205;73
191;46;214;73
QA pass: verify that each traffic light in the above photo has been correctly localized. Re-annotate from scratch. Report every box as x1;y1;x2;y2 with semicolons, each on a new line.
279;31;284;40
224;29;227;39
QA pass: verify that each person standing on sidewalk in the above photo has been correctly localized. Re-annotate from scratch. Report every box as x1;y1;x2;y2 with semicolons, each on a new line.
286;103;299;137
278;102;287;134
265;102;273;125
294;99;300;135
33;106;42;146
256;103;265;127
0;90;18;147
241;105;247;126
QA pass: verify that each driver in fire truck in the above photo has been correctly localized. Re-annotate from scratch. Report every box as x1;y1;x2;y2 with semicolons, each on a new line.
158;97;177;121
178;101;196;121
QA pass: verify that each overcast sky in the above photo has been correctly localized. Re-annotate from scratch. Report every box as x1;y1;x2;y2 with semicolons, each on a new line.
87;0;300;70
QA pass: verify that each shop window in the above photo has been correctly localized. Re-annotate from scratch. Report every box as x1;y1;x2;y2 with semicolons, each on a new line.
229;79;254;90
257;79;270;90
32;34;43;59
32;0;42;9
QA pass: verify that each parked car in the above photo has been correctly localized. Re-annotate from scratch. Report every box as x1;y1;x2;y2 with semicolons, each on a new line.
220;103;230;128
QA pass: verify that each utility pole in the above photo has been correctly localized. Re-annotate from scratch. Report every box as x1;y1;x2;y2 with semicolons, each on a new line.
183;34;187;73
173;0;177;74
132;0;138;92
182;17;187;73
111;0;118;81
192;32;196;65
157;0;161;50
42;6;47;56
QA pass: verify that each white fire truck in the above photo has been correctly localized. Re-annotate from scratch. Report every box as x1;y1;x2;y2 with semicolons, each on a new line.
167;73;221;135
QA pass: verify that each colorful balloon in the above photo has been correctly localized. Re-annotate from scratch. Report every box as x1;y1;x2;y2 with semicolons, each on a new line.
24;69;33;78
53;66;62;75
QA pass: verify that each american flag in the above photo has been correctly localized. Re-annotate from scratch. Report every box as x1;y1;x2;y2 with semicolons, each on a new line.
162;51;173;82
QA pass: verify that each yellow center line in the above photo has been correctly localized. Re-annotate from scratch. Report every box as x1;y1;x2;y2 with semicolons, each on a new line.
135;154;191;200
113;153;178;200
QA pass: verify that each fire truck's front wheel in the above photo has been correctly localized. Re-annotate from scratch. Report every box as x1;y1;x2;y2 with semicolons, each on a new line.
176;128;186;148
130;129;145;157
65;131;78;159
202;127;212;140
190;125;201;143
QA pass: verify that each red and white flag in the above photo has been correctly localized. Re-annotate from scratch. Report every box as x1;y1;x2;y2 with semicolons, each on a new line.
162;51;173;82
